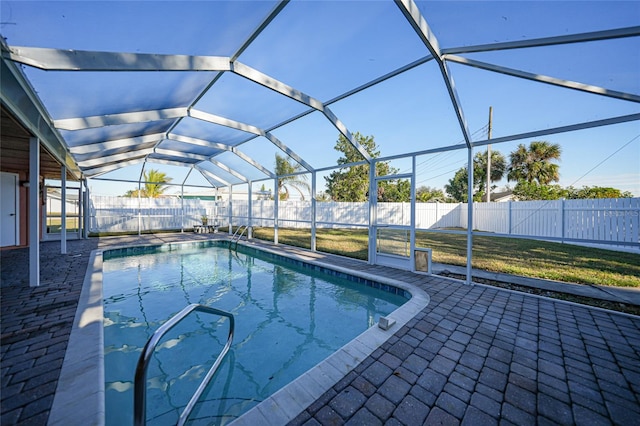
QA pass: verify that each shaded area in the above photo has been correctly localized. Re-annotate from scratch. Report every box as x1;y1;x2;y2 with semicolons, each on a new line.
1;239;98;424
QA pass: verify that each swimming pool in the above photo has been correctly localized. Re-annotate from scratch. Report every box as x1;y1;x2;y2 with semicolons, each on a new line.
47;238;429;426
103;242;407;424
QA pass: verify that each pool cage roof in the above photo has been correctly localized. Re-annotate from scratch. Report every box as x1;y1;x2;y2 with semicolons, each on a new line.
1;0;639;189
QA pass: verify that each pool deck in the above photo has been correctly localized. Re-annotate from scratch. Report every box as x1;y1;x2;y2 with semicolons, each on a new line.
1;233;639;425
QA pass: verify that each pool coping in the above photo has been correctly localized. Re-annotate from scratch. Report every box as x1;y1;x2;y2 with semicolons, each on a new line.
48;249;106;426
47;238;429;425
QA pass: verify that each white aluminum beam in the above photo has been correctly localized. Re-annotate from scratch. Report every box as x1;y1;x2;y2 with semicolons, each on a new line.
442;26;640;55
395;0;473;148
54;108;187;131
395;0;442;56
4;46;231;71
154;148;211;162
82;158;145;177
230;63;368;164
232;55;437;152
231;148;276;179
231;1;290;62
323;108;372;161
209;159;248;182
152;3;293;160
196;166;229;187
189;109;263;135
181;168;194;187
445;55;640;103
232;61;325;110
189;109;314;172
145;158;194;168
472;113;640;147
263;133;314;172
375;114;640;163
167;133;231;151
167;133;275;178
149;4;290;167
78;148;155;168
1;47;82;178
325;55;434;105
74;143;158;163
69;133;165;154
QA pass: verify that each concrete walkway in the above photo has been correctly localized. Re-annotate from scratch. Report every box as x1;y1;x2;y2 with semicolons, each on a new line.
432;263;640;307
1;235;639;425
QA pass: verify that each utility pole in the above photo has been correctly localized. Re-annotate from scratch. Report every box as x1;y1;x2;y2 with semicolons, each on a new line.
486;106;493;203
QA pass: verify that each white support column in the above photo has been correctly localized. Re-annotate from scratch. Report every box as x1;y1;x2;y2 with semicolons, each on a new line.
367;160;376;264
410;156;417;271
274;178;279;244
60;166;67;254
228;186;233;235
137;181;142;236
84;179;90;239
138;164;145;236
215;187;220;228
78;179;84;239
466;146;474;284
29;137;40;287
180;184;185;233
247;182;252;239
311;172;317;251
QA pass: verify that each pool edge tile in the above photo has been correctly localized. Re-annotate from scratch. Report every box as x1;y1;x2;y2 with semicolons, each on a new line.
48;250;105;426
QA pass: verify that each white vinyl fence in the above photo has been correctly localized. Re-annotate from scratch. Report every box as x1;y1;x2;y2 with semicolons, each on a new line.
89;196;639;246
463;198;639;245
89;196;220;233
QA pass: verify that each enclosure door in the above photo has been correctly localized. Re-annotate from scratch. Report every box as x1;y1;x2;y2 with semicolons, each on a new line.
1;172;19;247
373;174;413;270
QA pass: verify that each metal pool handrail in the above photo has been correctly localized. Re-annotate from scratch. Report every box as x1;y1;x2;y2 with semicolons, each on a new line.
134;304;235;426
231;225;252;250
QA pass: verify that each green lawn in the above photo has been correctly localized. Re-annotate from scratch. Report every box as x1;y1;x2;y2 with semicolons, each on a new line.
46;216;80;233
251;227;640;288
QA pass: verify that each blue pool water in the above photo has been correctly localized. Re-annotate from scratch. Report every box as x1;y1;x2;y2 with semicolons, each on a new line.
103;242;407;425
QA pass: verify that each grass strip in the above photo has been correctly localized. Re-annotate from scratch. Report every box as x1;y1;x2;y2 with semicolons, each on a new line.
251;227;640;288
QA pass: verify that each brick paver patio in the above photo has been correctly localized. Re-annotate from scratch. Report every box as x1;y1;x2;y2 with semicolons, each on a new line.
1;235;639;425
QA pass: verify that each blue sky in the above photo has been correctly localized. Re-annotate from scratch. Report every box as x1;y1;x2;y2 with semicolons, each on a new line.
2;1;638;197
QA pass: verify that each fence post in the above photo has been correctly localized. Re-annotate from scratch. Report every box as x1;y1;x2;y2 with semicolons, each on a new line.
561;198;565;243
508;201;512;235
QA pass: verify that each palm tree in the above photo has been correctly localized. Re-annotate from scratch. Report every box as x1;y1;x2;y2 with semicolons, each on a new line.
142;169;172;198
275;154;310;200
508;141;561;185
475;150;506;195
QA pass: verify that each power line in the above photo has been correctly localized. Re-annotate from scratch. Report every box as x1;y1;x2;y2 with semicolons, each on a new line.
400;123;490;175
566;133;640;189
